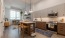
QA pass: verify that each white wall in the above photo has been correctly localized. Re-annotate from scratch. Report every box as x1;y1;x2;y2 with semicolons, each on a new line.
0;0;5;38
32;0;65;23
33;0;65;11
5;6;31;20
5;7;10;20
5;6;31;24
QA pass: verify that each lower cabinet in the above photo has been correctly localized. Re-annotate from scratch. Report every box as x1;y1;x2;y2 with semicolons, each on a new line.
36;21;47;30
57;23;65;35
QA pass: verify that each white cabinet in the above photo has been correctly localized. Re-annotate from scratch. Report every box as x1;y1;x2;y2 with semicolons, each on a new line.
0;0;5;38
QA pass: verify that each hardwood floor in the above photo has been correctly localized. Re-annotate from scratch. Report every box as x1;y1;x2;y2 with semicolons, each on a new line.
3;25;65;38
3;25;34;38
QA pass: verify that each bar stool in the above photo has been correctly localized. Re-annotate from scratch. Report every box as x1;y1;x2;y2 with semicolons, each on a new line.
19;24;29;38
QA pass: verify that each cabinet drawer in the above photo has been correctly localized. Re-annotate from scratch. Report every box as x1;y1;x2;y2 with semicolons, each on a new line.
57;23;65;35
58;27;63;29
58;25;63;27
58;30;64;35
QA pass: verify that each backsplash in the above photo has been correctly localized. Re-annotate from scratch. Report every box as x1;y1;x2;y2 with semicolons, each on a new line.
33;17;65;23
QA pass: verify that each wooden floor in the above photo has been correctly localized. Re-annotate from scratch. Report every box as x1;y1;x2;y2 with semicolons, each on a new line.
3;25;34;38
2;25;65;38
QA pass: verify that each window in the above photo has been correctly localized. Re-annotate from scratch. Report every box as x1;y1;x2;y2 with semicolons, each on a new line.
10;10;20;20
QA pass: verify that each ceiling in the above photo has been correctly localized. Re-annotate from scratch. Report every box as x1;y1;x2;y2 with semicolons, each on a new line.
4;0;42;9
21;0;42;4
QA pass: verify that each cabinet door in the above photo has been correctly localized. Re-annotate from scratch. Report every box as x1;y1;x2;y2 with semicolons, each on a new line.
40;22;46;30
57;23;65;35
63;24;65;35
36;22;46;30
36;22;41;28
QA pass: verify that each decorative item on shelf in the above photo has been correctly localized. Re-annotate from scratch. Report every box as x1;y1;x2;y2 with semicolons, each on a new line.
5;18;8;21
24;14;31;19
26;17;31;19
28;13;31;15
60;18;64;22
24;13;31;16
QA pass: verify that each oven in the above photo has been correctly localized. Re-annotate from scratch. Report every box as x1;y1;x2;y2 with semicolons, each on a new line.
47;22;57;32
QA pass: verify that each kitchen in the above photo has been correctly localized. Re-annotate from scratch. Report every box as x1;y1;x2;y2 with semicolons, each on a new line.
1;0;65;38
32;3;65;36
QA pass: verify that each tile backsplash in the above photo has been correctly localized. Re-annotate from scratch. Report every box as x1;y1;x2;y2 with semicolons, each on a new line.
33;17;65;23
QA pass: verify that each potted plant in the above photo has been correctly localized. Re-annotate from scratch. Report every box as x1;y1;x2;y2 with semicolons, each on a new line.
20;11;23;16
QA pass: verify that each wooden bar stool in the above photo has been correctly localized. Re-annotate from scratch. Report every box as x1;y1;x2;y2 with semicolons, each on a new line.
19;24;29;38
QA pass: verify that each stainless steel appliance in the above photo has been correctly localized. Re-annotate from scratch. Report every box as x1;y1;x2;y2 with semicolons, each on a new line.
47;21;57;32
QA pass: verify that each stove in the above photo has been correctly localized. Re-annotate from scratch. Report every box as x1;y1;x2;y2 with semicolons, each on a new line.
46;21;57;32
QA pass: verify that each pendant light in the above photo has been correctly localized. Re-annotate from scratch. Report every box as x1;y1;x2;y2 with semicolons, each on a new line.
29;0;33;13
24;0;28;15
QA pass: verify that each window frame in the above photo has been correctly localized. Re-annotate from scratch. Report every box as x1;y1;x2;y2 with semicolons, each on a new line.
10;10;20;20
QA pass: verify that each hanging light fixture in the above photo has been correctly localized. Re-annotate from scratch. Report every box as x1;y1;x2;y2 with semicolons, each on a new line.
24;0;28;15
24;11;28;15
29;0;33;13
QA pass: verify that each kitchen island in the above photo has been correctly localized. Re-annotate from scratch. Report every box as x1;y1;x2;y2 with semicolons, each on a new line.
20;21;35;36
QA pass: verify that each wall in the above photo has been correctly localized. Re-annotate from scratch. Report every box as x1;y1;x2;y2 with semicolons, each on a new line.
0;0;5;38
5;6;31;24
5;7;23;24
32;3;65;22
5;7;22;20
5;7;10;20
33;0;65;11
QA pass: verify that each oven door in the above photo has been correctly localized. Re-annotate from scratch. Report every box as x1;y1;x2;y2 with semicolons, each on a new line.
47;23;57;32
48;23;54;29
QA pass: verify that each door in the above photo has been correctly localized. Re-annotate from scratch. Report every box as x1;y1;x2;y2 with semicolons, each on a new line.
0;0;5;38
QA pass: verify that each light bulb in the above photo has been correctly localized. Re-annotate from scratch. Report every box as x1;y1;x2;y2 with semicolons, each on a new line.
29;10;33;13
24;11;28;15
29;9;33;13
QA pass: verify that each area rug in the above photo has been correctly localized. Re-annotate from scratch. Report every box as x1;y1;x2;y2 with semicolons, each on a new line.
35;28;54;37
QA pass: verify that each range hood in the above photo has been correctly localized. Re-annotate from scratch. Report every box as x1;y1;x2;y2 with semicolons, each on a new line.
48;11;58;17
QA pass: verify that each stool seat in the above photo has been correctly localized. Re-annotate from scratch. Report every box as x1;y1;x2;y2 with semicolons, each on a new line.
19;24;28;29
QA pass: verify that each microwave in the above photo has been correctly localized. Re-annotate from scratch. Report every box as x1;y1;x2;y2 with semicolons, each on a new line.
48;13;58;17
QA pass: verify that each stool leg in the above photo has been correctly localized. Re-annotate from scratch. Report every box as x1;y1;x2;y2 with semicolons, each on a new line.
22;28;24;38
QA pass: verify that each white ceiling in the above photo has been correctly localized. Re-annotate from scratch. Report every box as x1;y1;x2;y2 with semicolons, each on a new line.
4;0;42;9
21;0;42;4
